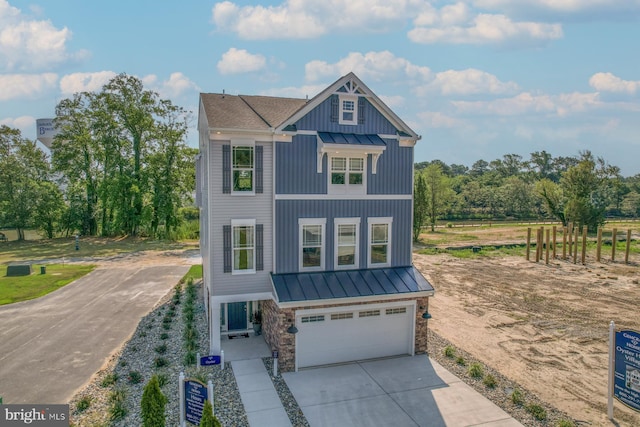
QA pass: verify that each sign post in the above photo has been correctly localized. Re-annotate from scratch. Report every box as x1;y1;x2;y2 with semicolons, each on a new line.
184;379;208;426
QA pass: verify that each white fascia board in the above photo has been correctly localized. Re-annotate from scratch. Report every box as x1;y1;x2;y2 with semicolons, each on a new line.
209;128;293;143
274;194;411;201
276;290;434;309
210;292;275;304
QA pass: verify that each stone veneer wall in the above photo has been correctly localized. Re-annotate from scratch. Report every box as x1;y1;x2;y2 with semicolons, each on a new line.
262;296;432;372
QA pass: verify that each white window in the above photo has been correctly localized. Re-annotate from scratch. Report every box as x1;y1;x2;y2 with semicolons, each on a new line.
232;143;254;193
299;218;326;271
301;315;325;323
359;310;380;318
339;95;358;125
334;217;360;269
368;217;392;267
232;219;255;273
329;156;365;194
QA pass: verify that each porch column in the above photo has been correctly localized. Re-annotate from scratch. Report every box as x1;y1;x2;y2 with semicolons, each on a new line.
210;297;221;355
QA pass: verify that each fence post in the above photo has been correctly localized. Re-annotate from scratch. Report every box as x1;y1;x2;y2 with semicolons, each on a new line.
573;227;578;264
545;228;550;264
568;222;573;256
611;228;617;261
597;227;602;262
526;228;531;261
581;226;587;265
562;227;567;260
552;226;557;259
625;229;631;264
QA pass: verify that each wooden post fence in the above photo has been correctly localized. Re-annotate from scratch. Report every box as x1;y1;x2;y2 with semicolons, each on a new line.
545;228;550;264
581;226;587;265
526;228;531;261
612;228;617;262
597;227;602;262
568;222;573;257
573;227;578;264
562;227;567;260
552;226;557;259
625;229;631;264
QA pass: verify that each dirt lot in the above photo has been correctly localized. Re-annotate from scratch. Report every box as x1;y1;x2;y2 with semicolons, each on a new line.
415;246;640;426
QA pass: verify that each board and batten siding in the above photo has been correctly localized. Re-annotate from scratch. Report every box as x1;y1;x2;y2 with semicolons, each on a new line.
275;199;412;273
207;140;273;296
276;136;413;195
295;96;398;135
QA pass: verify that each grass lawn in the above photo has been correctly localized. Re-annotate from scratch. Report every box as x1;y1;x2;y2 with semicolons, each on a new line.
0;264;96;305
183;264;203;282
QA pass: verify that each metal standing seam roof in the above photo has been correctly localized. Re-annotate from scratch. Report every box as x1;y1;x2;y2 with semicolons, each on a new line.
271;266;434;303
317;132;387;146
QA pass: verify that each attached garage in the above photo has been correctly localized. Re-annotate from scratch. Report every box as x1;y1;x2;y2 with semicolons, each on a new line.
295;302;415;369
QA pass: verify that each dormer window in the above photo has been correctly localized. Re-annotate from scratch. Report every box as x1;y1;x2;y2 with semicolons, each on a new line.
339;95;357;125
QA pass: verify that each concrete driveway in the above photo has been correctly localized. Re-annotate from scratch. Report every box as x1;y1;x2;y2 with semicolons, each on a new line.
0;260;190;404
283;355;523;427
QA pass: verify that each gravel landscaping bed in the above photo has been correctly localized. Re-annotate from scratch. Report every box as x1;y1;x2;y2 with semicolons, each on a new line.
428;329;577;427
69;280;248;427
262;357;310;427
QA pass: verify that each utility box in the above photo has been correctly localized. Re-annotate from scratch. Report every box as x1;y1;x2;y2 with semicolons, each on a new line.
7;264;32;276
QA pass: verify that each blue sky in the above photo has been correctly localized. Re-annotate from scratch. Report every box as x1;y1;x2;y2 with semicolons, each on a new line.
1;0;640;175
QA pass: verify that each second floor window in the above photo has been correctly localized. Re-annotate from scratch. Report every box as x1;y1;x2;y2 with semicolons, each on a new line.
369;217;392;267
232;146;253;192
233;223;254;272
335;217;360;269
331;157;364;190
299;218;326;271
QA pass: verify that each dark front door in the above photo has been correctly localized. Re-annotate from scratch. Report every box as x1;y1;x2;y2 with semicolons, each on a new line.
228;302;247;331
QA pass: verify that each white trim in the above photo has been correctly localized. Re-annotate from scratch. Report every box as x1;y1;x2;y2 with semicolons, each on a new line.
210;130;292;143
231;219;256;275
211;292;274;304
299;218;326;272
231;141;255;195
316;136;386;174
338;94;358;125
334;217;361;270
328;154;367;195
277;290;434;309
367;217;393;268
275;194;412;200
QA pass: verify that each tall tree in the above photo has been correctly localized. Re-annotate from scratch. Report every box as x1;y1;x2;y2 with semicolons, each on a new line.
423;164;454;231
413;172;427;242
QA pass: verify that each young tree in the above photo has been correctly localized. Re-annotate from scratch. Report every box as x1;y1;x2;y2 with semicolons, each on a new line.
141;375;167;427
413;172;427;242
423;163;454;231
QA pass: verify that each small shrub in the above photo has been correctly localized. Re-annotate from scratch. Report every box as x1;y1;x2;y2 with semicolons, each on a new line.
447;222;453;228
101;373;118;387
184;311;195;323
145;322;154;330
526;403;547;421
483;374;497;388
162;323;171;330
155;344;167;354
154;357;169;368
556;419;576;427
455;356;466;366
199;399;222;427
185;338;198;352
139;331;147;338
443;345;456;358
162;316;172;324
184;351;196;366
130;346;138;352
109;401;127;422
184;327;198;341
468;362;484;378
128;370;143;384
109;387;126;404
156;373;168;388
141;375;168;427
160;332;169;340
76;396;92;413
119;360;127;367
511;388;524;406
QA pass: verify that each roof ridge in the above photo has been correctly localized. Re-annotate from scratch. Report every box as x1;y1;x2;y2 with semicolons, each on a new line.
238;95;272;128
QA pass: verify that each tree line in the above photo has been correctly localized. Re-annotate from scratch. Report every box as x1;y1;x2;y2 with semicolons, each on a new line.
413;151;640;240
0;74;197;240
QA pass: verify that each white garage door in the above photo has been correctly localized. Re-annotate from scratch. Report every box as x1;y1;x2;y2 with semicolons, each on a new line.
296;303;414;369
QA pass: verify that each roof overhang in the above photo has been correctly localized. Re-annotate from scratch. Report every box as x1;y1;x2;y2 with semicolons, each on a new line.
316;132;387;174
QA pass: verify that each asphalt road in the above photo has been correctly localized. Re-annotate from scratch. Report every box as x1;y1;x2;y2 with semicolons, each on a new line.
0;262;190;404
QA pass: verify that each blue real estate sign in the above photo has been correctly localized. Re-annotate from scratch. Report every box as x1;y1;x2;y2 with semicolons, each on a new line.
614;330;640;412
200;355;221;366
184;379;208;425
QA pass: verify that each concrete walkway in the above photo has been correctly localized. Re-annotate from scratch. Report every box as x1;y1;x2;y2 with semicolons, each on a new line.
232;359;292;427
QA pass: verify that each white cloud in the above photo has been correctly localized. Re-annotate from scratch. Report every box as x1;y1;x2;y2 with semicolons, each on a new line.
589;72;640;95
427;68;519;95
0;73;57;100
0;0;85;71
217;48;267;75
409;12;563;45
452;91;600;116
418;111;464;128
305;51;431;83
212;0;421;39
260;84;327;99
156;72;201;98
0;115;34;130
474;0;640;15
59;71;116;94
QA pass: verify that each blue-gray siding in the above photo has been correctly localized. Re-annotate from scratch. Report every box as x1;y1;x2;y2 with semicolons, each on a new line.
296;97;398;135
276;136;412;195
275;199;412;273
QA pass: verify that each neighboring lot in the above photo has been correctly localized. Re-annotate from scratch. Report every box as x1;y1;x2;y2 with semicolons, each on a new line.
415;221;640;426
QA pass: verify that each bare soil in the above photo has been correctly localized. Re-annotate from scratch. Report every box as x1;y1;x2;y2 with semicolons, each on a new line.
415;252;640;426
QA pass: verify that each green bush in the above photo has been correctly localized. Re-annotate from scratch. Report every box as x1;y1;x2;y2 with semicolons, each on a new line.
108;387;127;422
155;344;167;354
447;222;453;228
510;388;524;405
154;357;169;368
443;345;456;358
160;332;169;340
555;419;576;427
468;362;484;378
199;399;221;427
455;356;466;366
128;370;143;384
162;323;171;330
526;403;547;420
483;374;497;388
156;373;168;388
184;351;197;366
76;396;92;413
141;375;168;427
100;373;118;387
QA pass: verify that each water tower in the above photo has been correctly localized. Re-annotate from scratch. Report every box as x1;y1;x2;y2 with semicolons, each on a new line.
36;118;57;148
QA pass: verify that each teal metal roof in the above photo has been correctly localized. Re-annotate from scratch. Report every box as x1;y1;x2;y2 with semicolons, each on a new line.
271;266;433;303
318;132;386;147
